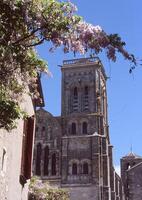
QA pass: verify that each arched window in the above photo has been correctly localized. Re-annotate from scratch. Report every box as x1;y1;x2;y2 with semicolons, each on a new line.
82;122;87;134
73;87;78;112
71;123;76;135
83;163;89;174
44;146;49;176
35;143;42;176
84;86;89;111
72;163;77;175
51;153;56;176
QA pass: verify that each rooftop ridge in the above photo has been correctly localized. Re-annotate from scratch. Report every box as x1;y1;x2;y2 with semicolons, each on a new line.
63;57;101;65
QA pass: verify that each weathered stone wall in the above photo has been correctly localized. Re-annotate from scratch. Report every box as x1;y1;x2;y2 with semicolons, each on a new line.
61;135;92;185
127;163;142;200
0;93;35;200
33;109;61;179
121;153;142;200
66;185;99;200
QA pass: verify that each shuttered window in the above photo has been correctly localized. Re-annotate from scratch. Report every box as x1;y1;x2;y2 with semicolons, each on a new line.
20;116;35;184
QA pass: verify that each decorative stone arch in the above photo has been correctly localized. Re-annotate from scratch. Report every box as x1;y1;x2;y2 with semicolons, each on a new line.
69;159;80;175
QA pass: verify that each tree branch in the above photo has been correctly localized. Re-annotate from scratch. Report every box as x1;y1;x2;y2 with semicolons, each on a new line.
12;27;43;46
25;38;45;47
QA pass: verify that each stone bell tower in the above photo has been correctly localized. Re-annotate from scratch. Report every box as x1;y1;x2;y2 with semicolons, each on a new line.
60;57;114;200
121;152;142;200
33;57;123;200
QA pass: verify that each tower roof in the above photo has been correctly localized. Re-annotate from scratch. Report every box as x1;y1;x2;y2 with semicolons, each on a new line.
122;152;142;160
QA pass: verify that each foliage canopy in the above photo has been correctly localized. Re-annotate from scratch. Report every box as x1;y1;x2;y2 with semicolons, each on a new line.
29;177;69;200
0;0;136;130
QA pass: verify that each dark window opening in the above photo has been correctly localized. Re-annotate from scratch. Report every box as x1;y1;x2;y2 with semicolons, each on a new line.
82;122;87;134
72;163;77;175
51;153;56;176
71;123;76;135
42;126;45;131
84;86;89;95
74;87;78;97
84;86;89;111
83;163;89;174
73;87;78;112
44;146;49;176
36;143;42;176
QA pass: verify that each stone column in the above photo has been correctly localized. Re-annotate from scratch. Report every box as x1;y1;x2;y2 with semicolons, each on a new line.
91;134;100;184
61;138;68;184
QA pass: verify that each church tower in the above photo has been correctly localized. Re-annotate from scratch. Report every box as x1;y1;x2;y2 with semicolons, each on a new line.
61;57;112;200
121;152;142;200
33;57;123;200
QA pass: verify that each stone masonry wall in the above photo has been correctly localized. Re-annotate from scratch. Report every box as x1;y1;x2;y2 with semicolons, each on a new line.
0;93;35;200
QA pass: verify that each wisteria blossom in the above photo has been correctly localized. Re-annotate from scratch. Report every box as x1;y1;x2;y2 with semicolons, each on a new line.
29;177;69;200
0;0;136;130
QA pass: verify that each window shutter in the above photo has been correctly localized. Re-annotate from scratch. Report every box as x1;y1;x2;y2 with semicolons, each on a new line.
20;116;35;184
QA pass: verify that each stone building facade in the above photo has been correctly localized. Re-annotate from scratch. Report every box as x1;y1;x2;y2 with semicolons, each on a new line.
33;57;123;200
0;78;44;200
121;152;142;200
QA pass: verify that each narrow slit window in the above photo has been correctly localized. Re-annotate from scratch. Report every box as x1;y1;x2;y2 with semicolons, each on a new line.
71;123;76;135
73;87;78;112
72;163;77;175
84;86;89;111
82;122;87;134
35;143;42;176
51;153;56;176
85;86;88;96
44;146;49;176
74;87;78;97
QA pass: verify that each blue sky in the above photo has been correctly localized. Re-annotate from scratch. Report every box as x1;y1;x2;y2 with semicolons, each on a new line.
37;0;142;167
